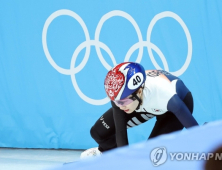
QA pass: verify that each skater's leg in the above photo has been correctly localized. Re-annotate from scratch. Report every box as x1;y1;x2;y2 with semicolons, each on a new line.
148;111;184;139
90;108;117;152
148;92;193;139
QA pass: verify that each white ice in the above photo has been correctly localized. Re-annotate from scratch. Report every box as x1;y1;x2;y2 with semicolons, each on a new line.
0;148;82;170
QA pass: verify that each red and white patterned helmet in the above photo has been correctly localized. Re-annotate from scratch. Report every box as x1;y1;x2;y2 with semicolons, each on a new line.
104;62;146;101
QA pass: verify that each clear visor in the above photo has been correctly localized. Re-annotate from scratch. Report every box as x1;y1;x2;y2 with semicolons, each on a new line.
113;97;135;107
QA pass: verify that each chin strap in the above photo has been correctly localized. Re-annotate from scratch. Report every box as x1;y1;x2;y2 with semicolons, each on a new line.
132;92;142;110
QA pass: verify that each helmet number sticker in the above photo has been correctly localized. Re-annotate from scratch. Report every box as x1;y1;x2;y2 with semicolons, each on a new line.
133;76;141;86
128;73;144;90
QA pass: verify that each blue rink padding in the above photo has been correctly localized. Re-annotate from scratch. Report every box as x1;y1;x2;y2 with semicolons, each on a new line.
51;120;222;170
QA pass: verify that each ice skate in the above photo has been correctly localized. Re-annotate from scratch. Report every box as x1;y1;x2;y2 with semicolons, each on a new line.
80;147;102;159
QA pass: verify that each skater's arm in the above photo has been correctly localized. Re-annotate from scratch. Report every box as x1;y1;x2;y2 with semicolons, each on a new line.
111;101;129;147
167;94;198;128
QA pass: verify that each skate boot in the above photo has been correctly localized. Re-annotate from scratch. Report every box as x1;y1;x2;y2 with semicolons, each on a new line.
80;147;102;159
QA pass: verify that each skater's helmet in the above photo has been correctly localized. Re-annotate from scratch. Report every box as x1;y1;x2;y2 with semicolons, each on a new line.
104;62;146;101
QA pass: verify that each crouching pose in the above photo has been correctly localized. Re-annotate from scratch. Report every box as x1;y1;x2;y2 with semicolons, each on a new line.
81;62;198;158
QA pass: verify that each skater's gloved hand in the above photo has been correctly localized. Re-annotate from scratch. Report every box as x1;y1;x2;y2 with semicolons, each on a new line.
80;147;102;159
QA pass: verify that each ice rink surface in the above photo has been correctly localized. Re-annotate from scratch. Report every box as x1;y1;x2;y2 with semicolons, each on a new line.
0;148;83;170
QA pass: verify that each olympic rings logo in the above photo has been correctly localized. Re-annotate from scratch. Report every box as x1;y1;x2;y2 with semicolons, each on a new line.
42;9;192;105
